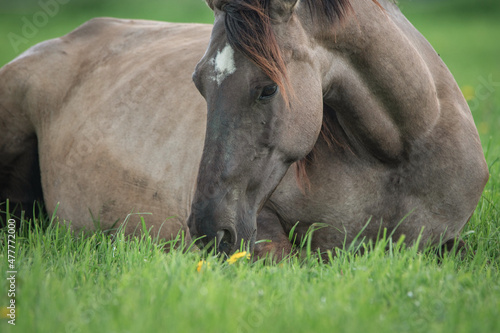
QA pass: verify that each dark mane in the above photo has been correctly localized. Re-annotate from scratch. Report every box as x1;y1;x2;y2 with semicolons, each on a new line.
222;0;355;190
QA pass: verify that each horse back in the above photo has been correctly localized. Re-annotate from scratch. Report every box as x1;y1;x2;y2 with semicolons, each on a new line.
0;18;211;237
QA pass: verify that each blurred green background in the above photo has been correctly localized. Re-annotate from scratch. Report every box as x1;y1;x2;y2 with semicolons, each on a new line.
0;0;499;142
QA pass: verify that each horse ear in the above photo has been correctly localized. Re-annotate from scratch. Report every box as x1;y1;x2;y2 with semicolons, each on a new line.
270;0;299;22
205;0;216;10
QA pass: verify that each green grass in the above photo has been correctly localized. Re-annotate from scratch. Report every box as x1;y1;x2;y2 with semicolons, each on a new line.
0;212;499;333
1;0;500;332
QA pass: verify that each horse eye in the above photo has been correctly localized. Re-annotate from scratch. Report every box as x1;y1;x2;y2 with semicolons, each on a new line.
258;84;279;100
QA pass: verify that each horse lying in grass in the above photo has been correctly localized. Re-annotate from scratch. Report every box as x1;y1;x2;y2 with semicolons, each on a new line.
0;0;488;258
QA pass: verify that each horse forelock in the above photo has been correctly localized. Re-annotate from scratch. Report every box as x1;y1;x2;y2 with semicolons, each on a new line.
222;0;354;104
223;0;290;103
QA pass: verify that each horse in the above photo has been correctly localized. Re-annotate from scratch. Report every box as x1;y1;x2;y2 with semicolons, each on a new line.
187;0;489;256
0;0;488;258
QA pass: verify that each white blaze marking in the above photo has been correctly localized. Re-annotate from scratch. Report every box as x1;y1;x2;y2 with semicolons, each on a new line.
212;43;236;86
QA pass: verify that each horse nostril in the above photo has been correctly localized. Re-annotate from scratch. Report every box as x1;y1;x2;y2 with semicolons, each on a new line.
216;228;234;254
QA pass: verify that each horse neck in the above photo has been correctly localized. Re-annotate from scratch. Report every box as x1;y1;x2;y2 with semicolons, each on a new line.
302;0;451;161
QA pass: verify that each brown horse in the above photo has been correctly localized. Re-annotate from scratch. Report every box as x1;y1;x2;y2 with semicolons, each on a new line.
0;1;488;257
187;0;489;255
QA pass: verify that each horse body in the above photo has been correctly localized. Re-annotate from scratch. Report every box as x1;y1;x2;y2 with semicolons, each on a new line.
0;0;488;256
0;18;211;240
259;0;489;251
189;0;488;255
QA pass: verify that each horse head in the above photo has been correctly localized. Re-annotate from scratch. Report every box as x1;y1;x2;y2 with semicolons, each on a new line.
188;0;337;254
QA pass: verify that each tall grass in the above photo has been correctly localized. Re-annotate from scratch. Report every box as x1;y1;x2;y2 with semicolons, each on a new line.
1;209;499;333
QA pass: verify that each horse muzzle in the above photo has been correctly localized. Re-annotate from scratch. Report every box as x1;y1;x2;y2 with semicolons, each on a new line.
187;211;256;255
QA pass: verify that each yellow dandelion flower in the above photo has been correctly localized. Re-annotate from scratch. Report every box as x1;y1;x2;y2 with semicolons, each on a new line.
1;306;11;319
478;122;490;135
227;251;251;264
461;85;475;101
196;260;210;272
